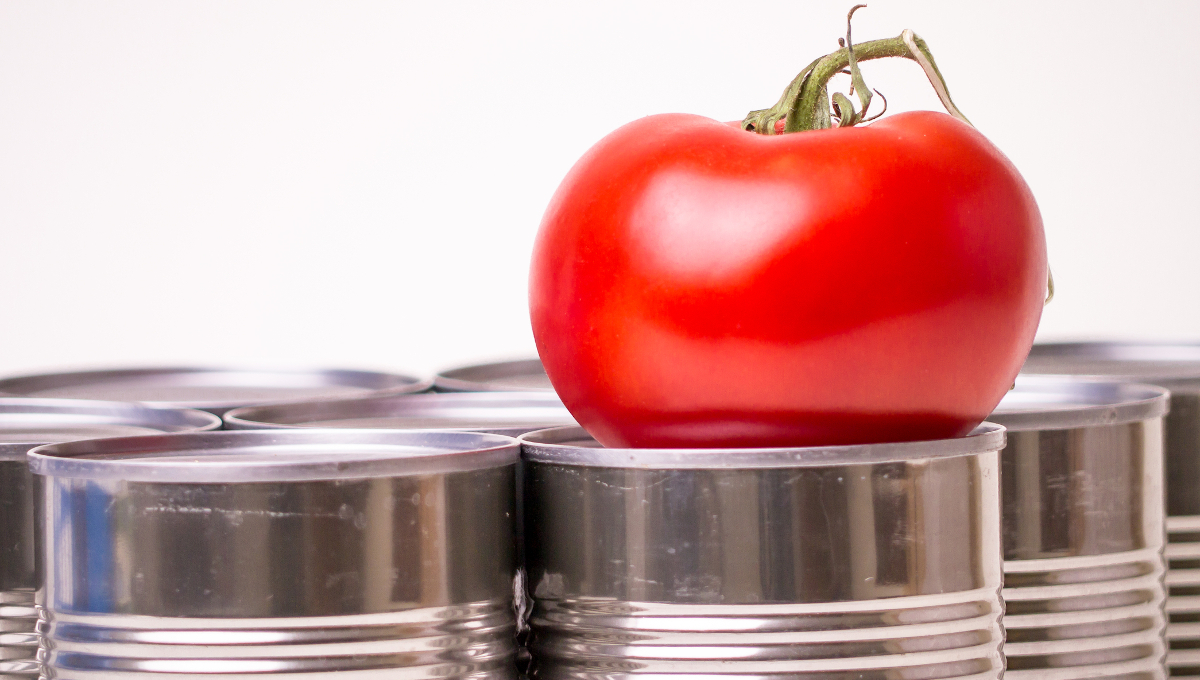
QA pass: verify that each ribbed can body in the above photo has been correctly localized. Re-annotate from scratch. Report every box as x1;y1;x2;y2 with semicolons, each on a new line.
32;430;520;679
0;460;37;679
1164;390;1200;674
521;426;1006;679
998;423;1167;679
37;602;514;679
1020;342;1200;676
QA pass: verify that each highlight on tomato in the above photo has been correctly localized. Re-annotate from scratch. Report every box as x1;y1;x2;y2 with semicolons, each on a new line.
529;7;1050;449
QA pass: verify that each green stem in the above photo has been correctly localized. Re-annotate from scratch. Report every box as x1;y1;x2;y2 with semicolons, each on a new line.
743;29;970;134
742;57;822;134
842;5;873;126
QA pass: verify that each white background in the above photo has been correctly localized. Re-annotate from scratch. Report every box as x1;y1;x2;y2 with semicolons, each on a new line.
1;1;1197;381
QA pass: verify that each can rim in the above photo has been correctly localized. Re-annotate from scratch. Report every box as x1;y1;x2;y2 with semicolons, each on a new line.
223;391;574;434
434;358;552;392
29;429;520;482
0;398;222;460
989;376;1169;431
0;366;432;412
519;423;1005;469
1022;341;1200;389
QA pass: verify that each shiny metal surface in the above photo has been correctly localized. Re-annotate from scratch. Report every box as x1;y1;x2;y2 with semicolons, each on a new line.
520;425;1005;679
0;400;219;680
434;359;552;393
224;391;576;436
0;367;430;416
993;376;1169;430
990;377;1170;679
221;392;571;577
32;429;520;679
1023;342;1200;383
1021;342;1200;676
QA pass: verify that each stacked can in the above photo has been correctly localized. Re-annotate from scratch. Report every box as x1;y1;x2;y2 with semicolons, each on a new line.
435;360;553;393
30;429;521;679
1022;342;1200;675
988;377;1170;678
0;367;429;416
520;424;1007;679
223;391;575;435
0;399;220;679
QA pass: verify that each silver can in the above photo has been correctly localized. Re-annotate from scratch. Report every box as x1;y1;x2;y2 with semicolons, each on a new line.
0;367;430;416
435;359;551;393
520;424;1006;679
989;377;1170;679
30;429;521;679
0;399;219;679
224;391;575;436
1022;341;1200;675
223;391;577;603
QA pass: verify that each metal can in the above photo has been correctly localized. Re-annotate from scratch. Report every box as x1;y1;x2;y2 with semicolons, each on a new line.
224;391;575;436
224;391;578;614
435;359;551;393
0;399;219;679
1022;341;1200;676
520;424;1006;679
30;429;521;679
988;377;1170;679
0;367;430;416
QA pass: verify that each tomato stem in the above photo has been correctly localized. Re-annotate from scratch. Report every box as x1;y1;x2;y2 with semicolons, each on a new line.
743;9;970;134
839;5;873;127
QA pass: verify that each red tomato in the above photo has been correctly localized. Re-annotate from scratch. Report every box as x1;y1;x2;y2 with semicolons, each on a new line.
529;111;1047;448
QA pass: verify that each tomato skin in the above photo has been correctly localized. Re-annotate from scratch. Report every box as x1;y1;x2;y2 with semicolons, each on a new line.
530;111;1047;448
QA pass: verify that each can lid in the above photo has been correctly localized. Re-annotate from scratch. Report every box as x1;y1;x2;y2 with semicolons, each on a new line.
224;391;576;435
29;429;520;482
520;423;1005;469
434;359;553;392
0;398;221;460
990;376;1169;431
0;367;431;414
1021;342;1200;388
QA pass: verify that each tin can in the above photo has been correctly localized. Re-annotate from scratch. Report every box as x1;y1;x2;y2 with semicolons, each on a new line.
0;399;219;679
989;377;1170;679
1022;341;1200;676
435;359;551;393
0;367;430;416
224;391;577;615
520;424;1006;679
224;391;575;436
30;429;521;679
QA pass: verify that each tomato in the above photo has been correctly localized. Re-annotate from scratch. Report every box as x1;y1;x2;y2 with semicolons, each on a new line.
529;109;1046;448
